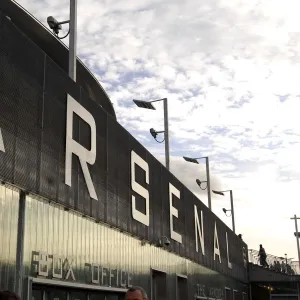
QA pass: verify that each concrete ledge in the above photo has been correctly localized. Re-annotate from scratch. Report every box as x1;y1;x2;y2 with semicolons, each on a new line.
249;263;300;283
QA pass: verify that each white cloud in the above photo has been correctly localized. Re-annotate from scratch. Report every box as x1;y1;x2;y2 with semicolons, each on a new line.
17;0;300;261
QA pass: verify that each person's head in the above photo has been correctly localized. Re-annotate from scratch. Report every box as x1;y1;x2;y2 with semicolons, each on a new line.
125;286;148;300
0;291;21;300
259;244;262;248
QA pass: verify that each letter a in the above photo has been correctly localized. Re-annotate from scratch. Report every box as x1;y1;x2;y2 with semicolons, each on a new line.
0;129;5;153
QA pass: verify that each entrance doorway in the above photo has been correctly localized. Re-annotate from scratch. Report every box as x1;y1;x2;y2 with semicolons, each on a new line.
32;284;123;300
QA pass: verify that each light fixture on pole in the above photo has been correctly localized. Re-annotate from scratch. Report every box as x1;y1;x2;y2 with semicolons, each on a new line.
47;0;77;81
196;179;207;191
149;128;165;143
133;98;170;171
290;215;300;270
222;207;232;216
183;156;211;210
212;189;235;233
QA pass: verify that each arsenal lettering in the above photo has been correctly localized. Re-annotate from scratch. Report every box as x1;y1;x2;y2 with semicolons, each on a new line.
64;94;243;270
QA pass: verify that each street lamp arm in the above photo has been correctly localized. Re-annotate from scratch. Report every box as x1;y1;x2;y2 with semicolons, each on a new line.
149;98;167;103
57;19;71;26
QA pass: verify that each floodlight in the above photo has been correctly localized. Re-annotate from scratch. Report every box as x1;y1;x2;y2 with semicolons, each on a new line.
150;128;158;139
133;100;156;110
47;16;70;39
213;190;225;196
183;156;199;164
47;16;62;34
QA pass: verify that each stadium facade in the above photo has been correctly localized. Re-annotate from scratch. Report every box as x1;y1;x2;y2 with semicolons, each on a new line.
0;1;249;300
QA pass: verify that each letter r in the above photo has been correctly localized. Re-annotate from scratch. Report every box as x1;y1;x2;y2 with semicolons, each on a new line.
65;94;98;200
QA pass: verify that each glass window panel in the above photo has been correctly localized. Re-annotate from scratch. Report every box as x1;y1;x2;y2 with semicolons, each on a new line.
69;290;87;300
32;289;43;300
45;287;68;300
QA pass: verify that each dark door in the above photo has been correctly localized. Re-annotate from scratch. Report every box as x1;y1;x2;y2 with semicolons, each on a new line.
152;270;167;300
33;285;123;300
32;289;43;300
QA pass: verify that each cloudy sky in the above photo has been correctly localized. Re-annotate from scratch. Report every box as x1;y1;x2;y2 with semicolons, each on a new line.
16;0;300;262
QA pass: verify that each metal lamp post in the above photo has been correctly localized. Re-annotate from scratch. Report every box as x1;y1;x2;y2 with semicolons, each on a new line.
69;0;77;81
133;98;170;171
290;215;300;270
213;189;235;233
182;156;211;210
47;0;77;81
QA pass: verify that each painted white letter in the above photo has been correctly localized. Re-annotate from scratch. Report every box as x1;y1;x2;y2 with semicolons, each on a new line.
194;205;205;255
226;232;232;269
65;94;97;200
52;255;63;279
131;150;149;226
0;129;5;152
169;183;182;243
38;252;49;277
213;221;221;263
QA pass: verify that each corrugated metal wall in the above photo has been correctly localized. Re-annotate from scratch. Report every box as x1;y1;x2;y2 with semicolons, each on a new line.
23;195;249;300
0;184;20;291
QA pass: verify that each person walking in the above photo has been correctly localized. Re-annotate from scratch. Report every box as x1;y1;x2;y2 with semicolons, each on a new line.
259;244;269;268
125;286;149;300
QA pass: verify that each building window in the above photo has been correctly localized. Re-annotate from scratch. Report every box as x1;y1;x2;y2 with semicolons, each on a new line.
176;275;187;300
152;269;167;300
225;287;232;300
33;285;123;300
233;290;242;300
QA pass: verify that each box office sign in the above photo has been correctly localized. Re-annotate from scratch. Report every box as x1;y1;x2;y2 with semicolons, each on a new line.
32;251;133;288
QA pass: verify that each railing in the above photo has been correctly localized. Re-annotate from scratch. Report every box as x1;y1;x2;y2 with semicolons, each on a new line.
248;249;299;275
290;261;300;275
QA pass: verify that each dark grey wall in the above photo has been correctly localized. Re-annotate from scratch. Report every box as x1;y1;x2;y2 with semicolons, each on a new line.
0;8;247;284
